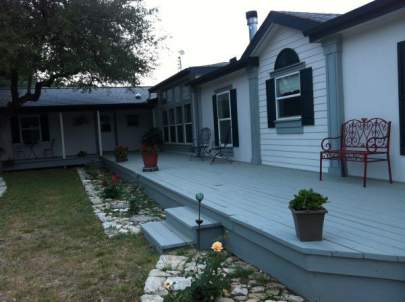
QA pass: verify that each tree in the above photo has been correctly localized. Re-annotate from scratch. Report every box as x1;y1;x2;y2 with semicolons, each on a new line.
0;0;160;107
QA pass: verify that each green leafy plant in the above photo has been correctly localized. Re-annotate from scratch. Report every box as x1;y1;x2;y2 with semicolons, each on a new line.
165;244;230;302
102;175;124;199
228;266;255;284
128;197;141;216
114;145;129;161
142;128;162;152
289;189;328;211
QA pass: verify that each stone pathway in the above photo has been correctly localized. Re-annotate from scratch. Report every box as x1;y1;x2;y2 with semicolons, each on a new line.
77;168;164;237
0;177;6;198
141;254;305;302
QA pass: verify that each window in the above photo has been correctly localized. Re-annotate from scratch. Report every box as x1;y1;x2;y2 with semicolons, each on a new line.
126;115;139;127
162;104;193;145
182;85;191;100
216;92;232;146
20;116;41;144
100;115;111;132
274;48;300;70
176;106;184;143
162;111;169;143
184;104;193;144
275;72;301;119
169;108;176;142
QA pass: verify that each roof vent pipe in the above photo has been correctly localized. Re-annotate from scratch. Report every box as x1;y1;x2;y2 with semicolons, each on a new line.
246;10;258;41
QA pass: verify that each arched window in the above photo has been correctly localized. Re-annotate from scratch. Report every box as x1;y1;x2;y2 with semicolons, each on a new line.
274;48;300;70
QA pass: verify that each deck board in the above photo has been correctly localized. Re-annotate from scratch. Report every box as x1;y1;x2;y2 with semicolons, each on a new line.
104;152;405;261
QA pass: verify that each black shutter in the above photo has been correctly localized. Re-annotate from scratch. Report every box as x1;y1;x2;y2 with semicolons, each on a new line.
266;79;276;128
40;114;50;141
399;41;405;155
212;95;219;146
10;116;20;143
230;89;239;147
300;67;314;126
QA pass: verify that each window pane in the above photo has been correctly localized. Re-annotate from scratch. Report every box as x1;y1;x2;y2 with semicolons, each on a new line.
127;115;139;127
163;127;169;143
184;104;192;123
169;109;175;124
177;125;184;143
162;111;168;126
185;124;193;143
276;73;300;97
217;93;230;119
170;126;176;142
22;129;40;144
176;106;183;123
182;85;191;100
278;96;301;118
101;115;111;132
21;117;39;128
219;120;232;145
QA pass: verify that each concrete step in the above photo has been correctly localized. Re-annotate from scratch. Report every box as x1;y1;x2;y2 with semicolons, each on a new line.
141;221;193;253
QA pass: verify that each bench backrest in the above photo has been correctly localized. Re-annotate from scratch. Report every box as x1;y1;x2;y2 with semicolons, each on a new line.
340;118;391;152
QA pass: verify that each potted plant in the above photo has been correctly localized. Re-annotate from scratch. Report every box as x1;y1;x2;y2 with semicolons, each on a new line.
141;128;162;172
289;189;328;241
114;145;129;162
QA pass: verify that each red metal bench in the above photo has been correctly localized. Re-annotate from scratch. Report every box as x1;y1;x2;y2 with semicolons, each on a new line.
320;118;392;187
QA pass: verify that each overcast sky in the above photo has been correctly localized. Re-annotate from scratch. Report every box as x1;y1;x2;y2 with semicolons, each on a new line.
142;0;372;86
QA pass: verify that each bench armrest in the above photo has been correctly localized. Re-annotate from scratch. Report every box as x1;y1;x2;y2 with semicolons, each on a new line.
321;136;340;151
366;136;389;152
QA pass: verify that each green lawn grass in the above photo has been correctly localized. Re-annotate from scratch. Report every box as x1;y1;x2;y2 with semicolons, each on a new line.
0;168;158;301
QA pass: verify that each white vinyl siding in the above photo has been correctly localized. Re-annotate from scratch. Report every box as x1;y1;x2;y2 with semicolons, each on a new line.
257;25;328;171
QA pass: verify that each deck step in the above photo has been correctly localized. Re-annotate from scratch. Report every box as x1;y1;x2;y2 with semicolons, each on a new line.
166;206;221;230
142;221;193;252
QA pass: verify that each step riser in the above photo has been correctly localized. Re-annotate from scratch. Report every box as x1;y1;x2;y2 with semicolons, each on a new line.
166;214;196;240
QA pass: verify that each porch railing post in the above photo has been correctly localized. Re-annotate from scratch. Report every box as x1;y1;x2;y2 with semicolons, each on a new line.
59;112;66;159
96;110;103;157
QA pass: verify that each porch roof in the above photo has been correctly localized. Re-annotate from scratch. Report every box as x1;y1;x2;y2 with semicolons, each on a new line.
0;87;155;111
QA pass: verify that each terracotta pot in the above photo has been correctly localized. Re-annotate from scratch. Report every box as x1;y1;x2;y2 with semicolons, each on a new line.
289;207;327;241
142;146;158;172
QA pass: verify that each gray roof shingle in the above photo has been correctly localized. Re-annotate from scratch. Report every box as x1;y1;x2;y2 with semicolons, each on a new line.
0;87;151;108
280;11;340;23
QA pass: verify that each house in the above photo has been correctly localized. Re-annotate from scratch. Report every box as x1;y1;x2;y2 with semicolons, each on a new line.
128;3;405;301
149;63;227;153
0;87;154;170
152;0;405;183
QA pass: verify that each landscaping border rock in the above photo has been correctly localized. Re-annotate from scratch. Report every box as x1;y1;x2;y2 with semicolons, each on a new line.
77;168;164;237
142;254;306;302
0;177;6;198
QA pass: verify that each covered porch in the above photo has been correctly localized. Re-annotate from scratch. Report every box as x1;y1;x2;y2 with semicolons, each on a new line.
103;152;405;302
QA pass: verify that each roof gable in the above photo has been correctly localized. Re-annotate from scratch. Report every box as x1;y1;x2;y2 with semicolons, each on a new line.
241;11;339;59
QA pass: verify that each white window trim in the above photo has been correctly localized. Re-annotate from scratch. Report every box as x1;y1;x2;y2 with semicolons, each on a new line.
164;105;193;145
19;115;42;143
274;71;301;121
216;91;233;147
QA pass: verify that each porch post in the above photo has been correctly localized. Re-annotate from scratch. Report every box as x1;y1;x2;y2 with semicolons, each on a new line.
113;111;119;146
96;110;103;157
247;66;261;165
59;112;66;159
322;36;345;176
192;87;202;147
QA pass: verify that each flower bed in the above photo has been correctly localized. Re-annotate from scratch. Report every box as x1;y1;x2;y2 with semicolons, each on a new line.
142;242;305;302
77;166;164;237
0;177;6;197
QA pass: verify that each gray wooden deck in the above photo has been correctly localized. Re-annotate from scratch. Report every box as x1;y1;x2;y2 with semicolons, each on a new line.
104;152;405;262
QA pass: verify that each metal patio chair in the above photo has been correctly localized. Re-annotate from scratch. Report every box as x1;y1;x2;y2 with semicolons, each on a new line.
190;127;212;160
210;128;233;164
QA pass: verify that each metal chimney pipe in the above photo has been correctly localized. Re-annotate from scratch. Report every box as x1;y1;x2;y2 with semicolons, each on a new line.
246;10;258;41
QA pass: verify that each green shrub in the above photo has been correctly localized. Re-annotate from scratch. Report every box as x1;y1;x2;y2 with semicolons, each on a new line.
128;197;140;216
289;189;328;211
102;175;124;199
165;248;230;302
